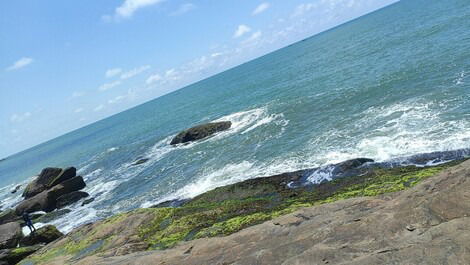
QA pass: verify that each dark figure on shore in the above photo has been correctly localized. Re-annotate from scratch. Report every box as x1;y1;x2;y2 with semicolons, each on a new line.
22;211;36;233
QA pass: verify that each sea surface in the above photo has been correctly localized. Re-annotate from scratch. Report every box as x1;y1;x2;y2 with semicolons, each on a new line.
1;0;469;233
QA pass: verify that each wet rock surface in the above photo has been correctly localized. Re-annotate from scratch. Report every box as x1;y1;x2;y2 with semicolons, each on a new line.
170;121;232;145
17;159;470;265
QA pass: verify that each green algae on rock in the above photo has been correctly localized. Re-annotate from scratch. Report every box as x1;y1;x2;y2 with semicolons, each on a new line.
18;159;466;265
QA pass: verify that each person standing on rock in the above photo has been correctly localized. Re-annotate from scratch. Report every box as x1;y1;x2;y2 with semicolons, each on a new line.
22;211;36;233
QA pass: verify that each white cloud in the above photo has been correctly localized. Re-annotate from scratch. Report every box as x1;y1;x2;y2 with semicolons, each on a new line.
71;91;85;98
242;31;263;45
74;108;84;113
292;3;316;17
105;68;122;78
10;112;31;123
99;80;122;91
108;95;125;104
233;25;252;38
93;104;105;112
120;65;151;79
6;57;34;71
252;2;270;15
114;0;164;19
146;73;162;84
170;3;196;16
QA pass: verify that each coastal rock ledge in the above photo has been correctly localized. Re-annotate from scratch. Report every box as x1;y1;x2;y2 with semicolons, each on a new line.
17;158;470;265
170;121;231;145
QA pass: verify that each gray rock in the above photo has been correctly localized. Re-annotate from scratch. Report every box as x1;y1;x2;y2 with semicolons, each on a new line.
56;191;89;209
48;167;77;188
0;222;22;249
170;121;232;145
0;210;21;226
22;168;62;199
33;209;71;224
16;190;58;214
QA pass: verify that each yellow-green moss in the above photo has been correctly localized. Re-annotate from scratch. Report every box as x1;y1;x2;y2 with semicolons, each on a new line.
138;161;462;249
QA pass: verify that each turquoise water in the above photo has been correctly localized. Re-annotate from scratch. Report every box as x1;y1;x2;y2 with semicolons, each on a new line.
1;0;469;232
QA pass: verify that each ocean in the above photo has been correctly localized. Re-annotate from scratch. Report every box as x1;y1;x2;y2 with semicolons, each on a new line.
1;0;469;233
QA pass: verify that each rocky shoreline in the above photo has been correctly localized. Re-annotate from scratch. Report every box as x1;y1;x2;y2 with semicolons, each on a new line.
1;123;469;264
0;150;467;264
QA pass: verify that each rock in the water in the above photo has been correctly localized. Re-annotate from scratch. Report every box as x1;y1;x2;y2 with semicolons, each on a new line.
33;209;71;224
81;198;95;207
131;158;149;166
10;185;21;194
20;225;63;247
332;158;374;176
22;168;62;199
56;191;89;209
16;189;59;214
0;245;42;265
0;222;22;249
48;167;77;188
49;176;86;198
16;176;86;214
170;121;232;145
0;210;21;226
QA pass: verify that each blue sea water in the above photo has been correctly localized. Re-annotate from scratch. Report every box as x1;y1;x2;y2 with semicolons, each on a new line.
1;0;469;232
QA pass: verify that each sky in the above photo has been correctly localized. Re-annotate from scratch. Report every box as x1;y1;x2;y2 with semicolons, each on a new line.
0;0;398;158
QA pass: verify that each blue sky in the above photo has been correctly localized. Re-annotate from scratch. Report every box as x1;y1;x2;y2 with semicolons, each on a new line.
0;0;397;158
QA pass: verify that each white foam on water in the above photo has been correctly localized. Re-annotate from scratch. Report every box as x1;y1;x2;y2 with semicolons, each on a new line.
141;161;255;208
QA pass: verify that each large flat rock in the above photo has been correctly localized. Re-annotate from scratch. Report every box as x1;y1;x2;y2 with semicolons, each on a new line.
75;159;470;265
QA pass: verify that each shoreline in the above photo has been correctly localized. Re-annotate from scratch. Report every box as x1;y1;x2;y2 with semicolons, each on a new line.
3;147;467;264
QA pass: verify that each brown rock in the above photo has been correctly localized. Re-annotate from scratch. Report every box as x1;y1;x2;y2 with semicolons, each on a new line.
22;168;62;199
170;121;232;145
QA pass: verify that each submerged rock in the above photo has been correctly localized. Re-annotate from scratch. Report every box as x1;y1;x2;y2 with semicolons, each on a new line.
0;245;42;264
20;225;63;247
81;198;95;207
170;121;232;145
131;158;149;166
11;185;22;194
56;191;89;209
0;222;22;249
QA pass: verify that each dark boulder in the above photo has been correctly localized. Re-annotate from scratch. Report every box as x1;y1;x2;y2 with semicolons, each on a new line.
131;158;149;166
48;167;76;188
81;198;95;207
332;158;374;177
56;191;89;209
170;121;232;145
0;245;42;264
10;185;21;194
0;222;22;249
49;176;86;198
22;168;62;199
19;225;63;247
0;210;21;226
16;176;86;214
33;209;71;224
15;190;58;214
